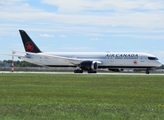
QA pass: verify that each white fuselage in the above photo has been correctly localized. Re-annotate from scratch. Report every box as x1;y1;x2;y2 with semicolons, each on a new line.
20;52;162;69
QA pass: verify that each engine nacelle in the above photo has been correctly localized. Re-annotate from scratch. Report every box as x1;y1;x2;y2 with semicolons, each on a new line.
80;61;98;71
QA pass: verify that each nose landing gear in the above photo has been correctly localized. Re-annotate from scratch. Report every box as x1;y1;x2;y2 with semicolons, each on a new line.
146;68;150;74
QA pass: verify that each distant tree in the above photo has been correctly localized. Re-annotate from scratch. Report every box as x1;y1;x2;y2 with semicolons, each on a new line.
2;60;40;67
159;65;164;69
3;60;12;63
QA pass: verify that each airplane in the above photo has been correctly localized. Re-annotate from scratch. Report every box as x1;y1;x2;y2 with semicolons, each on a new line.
12;30;162;74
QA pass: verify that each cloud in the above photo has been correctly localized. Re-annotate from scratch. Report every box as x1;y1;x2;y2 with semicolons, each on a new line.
42;0;164;13
0;0;21;5
0;0;163;29
0;0;163;38
40;0;164;29
61;46;95;51
40;34;54;37
90;38;101;41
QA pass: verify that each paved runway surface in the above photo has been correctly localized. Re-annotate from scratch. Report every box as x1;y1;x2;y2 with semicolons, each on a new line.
0;71;164;75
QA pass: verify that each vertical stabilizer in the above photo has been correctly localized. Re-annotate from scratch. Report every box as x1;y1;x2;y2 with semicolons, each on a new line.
19;30;41;53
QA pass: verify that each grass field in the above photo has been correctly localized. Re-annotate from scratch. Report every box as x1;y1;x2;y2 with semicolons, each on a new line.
0;73;164;120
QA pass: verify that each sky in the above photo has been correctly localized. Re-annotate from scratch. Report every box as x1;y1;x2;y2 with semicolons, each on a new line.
0;0;164;63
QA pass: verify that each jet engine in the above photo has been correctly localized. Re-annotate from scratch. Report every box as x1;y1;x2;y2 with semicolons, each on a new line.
80;61;98;71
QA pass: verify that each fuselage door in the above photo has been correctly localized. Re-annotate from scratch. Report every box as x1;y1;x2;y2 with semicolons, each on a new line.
140;56;145;62
139;56;149;66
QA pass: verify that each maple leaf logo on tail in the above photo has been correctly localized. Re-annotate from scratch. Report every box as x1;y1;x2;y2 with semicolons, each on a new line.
25;42;34;52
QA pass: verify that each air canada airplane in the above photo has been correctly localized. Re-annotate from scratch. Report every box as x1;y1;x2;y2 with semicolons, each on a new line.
13;30;162;74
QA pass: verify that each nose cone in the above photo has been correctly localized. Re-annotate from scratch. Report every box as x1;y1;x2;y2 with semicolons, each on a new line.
157;61;163;67
150;60;163;68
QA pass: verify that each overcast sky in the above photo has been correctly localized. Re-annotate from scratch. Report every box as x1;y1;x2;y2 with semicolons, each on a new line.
0;0;164;63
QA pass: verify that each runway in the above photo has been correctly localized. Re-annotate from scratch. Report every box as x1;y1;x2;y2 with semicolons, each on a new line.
0;71;164;75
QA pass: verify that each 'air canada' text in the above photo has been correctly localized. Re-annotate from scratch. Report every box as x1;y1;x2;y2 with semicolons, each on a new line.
106;54;139;59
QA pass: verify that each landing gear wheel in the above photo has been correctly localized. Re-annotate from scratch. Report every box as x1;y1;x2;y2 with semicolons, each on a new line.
74;70;83;73
88;71;97;73
146;68;150;74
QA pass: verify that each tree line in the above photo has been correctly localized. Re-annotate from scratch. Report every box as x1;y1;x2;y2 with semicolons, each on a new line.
0;60;40;67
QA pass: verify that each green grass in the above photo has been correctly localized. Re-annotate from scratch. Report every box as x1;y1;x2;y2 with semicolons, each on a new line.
0;74;164;120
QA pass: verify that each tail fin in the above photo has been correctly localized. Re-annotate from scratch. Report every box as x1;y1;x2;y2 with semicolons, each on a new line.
19;30;41;53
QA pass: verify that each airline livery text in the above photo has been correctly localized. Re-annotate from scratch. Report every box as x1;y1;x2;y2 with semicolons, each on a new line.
106;54;139;59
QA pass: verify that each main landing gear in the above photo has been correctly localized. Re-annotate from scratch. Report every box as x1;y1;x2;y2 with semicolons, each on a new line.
88;70;97;73
74;69;97;73
74;69;83;73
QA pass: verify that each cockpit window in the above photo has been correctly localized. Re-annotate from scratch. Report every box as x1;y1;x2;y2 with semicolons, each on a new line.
148;57;158;60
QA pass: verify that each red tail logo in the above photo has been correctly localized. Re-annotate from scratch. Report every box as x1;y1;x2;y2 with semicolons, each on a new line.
25;42;34;52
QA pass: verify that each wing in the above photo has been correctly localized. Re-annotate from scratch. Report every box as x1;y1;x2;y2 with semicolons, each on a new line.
5;51;102;66
24;52;102;65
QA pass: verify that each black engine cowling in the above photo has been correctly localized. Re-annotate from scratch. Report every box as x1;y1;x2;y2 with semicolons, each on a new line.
80;61;98;71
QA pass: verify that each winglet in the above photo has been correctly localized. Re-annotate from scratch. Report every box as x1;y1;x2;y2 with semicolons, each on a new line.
19;30;41;53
